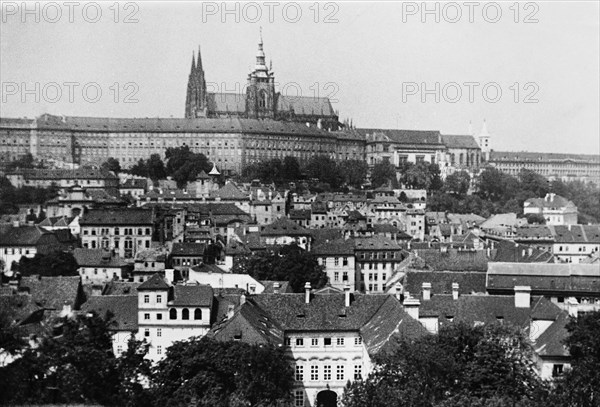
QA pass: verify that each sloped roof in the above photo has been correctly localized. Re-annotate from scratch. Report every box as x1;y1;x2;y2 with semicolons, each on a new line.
525;194;575;209
359;128;443;146
171;242;206;256
81;295;138;331
11;168;117;180
490;150;600;164
533;312;569;357
73;248;127;267
354;235;403;251
207;93;246;113
170;284;214;307
312;238;355;255
210;183;249;200
405;271;487;297
0;294;44;324
551;225;600;243
121;178;148;189
261;217;310;236
441;134;480;149
414;248;488;272
19;276;81;310
289;209;311;220
489;240;554;263
101;281;140;296
137;273;169;291
261;281;292;294
277;94;336;117
0;225;51;246
80;209;153;225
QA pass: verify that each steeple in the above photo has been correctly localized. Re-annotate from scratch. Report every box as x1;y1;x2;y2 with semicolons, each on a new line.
197;45;203;71
255;27;267;70
185;45;208;119
190;51;196;73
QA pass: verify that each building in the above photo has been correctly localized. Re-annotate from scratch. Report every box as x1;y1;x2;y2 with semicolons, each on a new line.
313;238;356;291
4;168;119;194
0;225;64;272
79;209;154;259
73;248;129;285
209;286;426;407
550;225;600;263
523;193;578;225
260;217;312;250
489;151;600;183
136;274;213;362
354;236;406;293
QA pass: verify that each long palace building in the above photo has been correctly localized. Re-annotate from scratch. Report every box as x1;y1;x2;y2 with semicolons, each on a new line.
1;35;598;181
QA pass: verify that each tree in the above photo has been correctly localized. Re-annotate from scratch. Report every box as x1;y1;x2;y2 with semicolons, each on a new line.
342;323;548;407
339;159;368;188
550;311;600;407
232;244;327;293
130;159;149;178
14;251;78;277
281;156;302;182
370;162;396;188
151;336;293;407
101;157;121;174
6;153;35;170
304;155;343;189
525;213;546;225
444;171;471;197
147;154;167;181
165;146;211;188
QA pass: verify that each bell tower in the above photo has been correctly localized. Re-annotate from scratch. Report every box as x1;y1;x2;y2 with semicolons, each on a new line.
185;46;208;118
246;28;276;119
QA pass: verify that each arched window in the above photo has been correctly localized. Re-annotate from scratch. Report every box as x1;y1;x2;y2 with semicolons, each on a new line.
169;308;177;320
259;90;267;108
182;308;189;320
450;153;455;164
459;153;464;165
194;308;202;320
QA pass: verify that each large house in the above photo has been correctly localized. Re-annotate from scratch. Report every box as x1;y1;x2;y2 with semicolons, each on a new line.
0;224;64;272
524;193;578;225
209;286;426;407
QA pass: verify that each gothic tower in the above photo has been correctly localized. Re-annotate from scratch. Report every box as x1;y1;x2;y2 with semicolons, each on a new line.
246;29;276;119
478;119;492;162
185;47;208;118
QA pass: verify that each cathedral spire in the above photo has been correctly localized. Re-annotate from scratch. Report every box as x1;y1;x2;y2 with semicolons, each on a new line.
255;27;266;69
190;51;196;73
197;45;203;71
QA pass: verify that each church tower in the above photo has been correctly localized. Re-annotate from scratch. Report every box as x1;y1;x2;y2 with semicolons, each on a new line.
477;119;492;162
185;47;208;119
246;29;276;119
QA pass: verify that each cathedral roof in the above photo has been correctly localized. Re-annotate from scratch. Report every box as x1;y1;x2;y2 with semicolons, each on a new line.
441;134;480;149
277;94;336;117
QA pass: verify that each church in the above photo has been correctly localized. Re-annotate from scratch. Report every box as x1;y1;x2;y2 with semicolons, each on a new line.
184;31;341;131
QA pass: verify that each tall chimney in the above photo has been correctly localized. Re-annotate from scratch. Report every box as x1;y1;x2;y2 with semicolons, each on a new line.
240;293;246;306
344;283;351;307
273;282;280;294
403;296;420;320
514;286;531;308
452;282;459;300
304;282;311;304
422;282;432;301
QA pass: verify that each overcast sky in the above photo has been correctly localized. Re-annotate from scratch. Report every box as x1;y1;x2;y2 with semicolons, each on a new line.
1;1;599;154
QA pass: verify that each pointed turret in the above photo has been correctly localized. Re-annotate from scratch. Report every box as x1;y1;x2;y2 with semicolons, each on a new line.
197;45;203;71
477;119;492;162
468;120;473;136
209;163;221;176
190;51;196;73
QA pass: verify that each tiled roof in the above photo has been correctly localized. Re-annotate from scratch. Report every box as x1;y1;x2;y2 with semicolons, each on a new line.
550;225;600;243
533;312;569;357
121;178;148;189
354;235;403;251
210;183;249;200
277;94;336;117
0;294;44;324
261;217;310;237
10;168;117;180
73;248;127;267
169;284;213;307
187;203;250;216
80;209;153;226
487;262;600;294
19;276;82;310
525;194;575;209
171;243;206;256
489;240;554;263
359;128;444;146
405;271;487;297
81;295;138;331
137;273;169;291
289;209;311;220
261;280;292;294
490;150;600;163
312;238;355;255
514;226;555;240
310;228;344;245
441;134;480;149
414;248;488;272
207;93;246;113
101;281;140;296
0;225;50;246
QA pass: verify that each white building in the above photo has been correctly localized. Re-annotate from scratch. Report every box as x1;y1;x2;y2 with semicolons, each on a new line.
524;193;578;226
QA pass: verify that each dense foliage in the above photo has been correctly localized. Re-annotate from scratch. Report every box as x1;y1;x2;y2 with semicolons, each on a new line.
231;244;327;293
152;337;293;407
12;250;79;277
342;323;549;407
101;157;122;174
0;176;59;215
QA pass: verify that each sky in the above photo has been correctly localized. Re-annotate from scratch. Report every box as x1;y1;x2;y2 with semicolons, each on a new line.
1;1;599;155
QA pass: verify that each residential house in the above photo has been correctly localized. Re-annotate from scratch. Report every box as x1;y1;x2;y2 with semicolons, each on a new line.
0;225;64;272
549;225;600;263
73;248;130;285
188;264;265;294
524;193;578;225
313;238;356;291
261;217;312;250
355;236;406;293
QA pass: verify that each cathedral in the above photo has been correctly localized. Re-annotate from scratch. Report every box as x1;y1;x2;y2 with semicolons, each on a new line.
184;32;341;131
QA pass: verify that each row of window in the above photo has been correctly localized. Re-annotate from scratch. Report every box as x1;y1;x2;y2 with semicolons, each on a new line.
294;363;362;382
82;227;151;236
286;336;362;347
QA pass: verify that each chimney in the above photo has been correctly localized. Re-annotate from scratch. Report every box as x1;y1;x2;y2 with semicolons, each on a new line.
514;286;531;308
60;301;73;318
12;220;20;228
273;282;280;294
395;282;402;301
227;304;235;319
566;297;579;317
91;284;102;296
304;282;311;304
403;296;420;320
344;283;351;307
165;268;175;283
452;283;459;300
240;293;246;305
422;282;432;301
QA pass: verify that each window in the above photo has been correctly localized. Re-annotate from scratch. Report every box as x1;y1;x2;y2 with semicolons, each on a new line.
336;365;345;380
144;329;150;337
169;308;177;320
342;272;348;281
311;338;318;346
294;390;304;407
334;257;339;266
157;313;162;320
295;365;304;381
354;364;362;380
117;345;123;355
310;365;318;381
144;295;149;303
552;364;564;377
182;308;189;320
144;313;150;320
343;257;348;266
157;346;162;355
296;338;304;346
285;337;291;346
324;365;332;381
336;337;345;346
156;295;162;303
334;272;339;281
157;328;162;337
354;337;362;346
194;308;202;320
